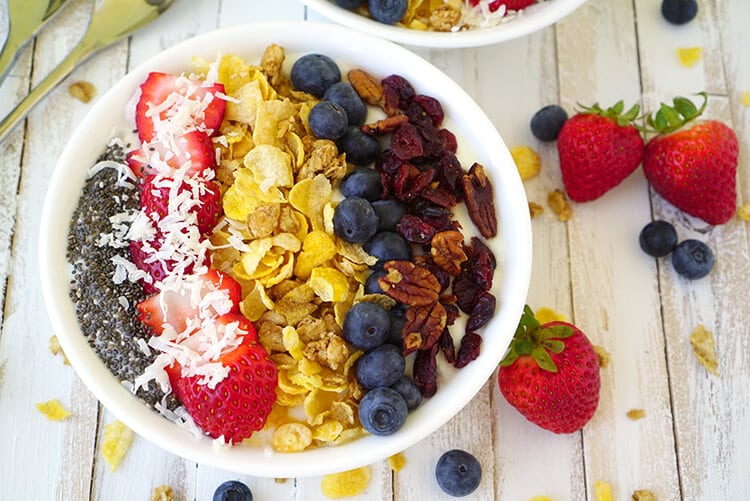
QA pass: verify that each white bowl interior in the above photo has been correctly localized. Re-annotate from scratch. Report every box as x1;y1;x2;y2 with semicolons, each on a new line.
303;0;588;48
39;21;531;477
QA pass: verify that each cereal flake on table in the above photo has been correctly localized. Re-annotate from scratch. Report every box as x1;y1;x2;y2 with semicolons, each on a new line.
677;47;702;68
48;335;70;365
627;408;646;421
594;480;614;501
321;466;372;498
35;399;72;421
511;145;541;181
102;420;134;472
151;485;174;501
594;345;610;368
547;189;572;221
632;489;657;501
387;451;407;471
690;324;719;376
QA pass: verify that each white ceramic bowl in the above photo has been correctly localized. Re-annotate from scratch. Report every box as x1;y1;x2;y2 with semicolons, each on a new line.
303;0;587;48
39;21;531;477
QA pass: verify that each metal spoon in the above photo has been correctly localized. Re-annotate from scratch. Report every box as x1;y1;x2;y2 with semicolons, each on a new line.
0;0;175;142
0;0;71;85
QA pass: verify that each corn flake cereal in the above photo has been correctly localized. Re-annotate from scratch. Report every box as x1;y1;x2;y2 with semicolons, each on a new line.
594;345;611;368
205;49;374;451
387;452;407;471
49;335;70;365
737;203;750;221
677;47;702;68
535;306;568;324
35;399;71;421
151;485;174;501
690;324;719;376
102;420;134;472
548;189;572;222
627;408;646;420
272;422;313;452
594;481;613;501
511;145;541;180
632;489;657;501
321;466;372;498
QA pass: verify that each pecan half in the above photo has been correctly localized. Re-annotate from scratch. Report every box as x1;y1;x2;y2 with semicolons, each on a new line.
361;114;409;135
348;68;384;107
378;261;441;306
462;162;497;239
401;303;447;355
430;230;467;276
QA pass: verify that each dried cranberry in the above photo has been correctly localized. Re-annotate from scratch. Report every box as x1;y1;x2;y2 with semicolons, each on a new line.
379;170;394;199
382;74;415;110
414;95;444;126
395;165;435;201
408;199;452;219
392;123;424;160
436;155;465;197
454;332;482;368
413;343;439;397
466;245;495;291
468;237;497;269
421;188;457;209
397;214;436;245
466;292;496;332
438;328;456;364
442;301;459;326
405;101;435;132
376;149;403;174
439;129;457;154
452;271;481;313
423;214;460;233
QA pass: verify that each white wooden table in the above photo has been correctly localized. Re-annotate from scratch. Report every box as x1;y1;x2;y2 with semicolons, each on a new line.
1;1;748;499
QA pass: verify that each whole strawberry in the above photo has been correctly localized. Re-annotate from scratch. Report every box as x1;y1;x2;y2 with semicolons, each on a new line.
557;101;645;202
498;306;600;434
167;317;277;444
643;93;738;225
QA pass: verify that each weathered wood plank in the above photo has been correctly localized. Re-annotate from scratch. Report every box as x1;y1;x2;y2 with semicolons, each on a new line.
472;25;586;501
557;0;681;499
637;1;750;499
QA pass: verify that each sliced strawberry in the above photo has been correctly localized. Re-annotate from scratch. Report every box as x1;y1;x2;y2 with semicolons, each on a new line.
127;130;217;180
135;72;226;143
135;269;242;334
129;237;208;295
140;176;223;235
167;337;277;444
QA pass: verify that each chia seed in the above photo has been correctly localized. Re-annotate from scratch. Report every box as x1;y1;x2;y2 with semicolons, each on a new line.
67;144;177;410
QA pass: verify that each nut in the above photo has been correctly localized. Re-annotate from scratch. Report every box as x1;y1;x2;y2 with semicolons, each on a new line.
401;303;447;355
361;114;409;135
68;81;96;103
462;163;497;238
348;68;384;106
430;230;467;276
378;261;441;306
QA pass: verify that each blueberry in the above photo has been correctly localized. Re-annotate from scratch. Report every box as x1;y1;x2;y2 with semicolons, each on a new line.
364;268;387;295
530;104;568;141
341;167;383;201
356;343;405;390
364;231;412;262
309;101;348;140
435;449;482;497
335;0;365;8
333;197;379;243
338;126;381;166
368;0;408;25
672;239;714;279
324;82;368;126
342;301;390;350
386;306;406;347
639;220;678;257
213;480;253;501
358;387;408;436
661;0;698;25
290;54;341;97
390;376;422;410
372;199;405;232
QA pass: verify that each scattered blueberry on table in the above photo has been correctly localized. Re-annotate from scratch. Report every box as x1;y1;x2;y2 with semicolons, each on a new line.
213;480;253;501
661;0;698;25
530;104;568;141
435;449;482;497
639;220;678;257
672;239;714;279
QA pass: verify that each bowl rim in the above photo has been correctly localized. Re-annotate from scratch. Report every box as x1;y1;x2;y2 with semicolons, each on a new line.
302;0;588;48
39;20;532;477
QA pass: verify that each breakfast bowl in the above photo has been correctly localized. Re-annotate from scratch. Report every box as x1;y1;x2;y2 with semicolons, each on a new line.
303;0;587;48
39;21;532;477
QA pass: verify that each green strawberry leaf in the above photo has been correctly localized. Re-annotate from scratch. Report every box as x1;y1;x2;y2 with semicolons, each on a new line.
531;346;558;373
644;91;709;135
537;324;574;341
543;339;566;354
499;349;519;367
673;96;698;120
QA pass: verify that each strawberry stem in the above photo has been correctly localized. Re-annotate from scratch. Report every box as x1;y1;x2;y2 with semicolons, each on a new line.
500;305;574;372
576;100;643;128
645;91;708;135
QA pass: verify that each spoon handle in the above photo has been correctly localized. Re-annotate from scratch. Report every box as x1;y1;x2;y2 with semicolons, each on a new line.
0;39;100;142
0;30;29;86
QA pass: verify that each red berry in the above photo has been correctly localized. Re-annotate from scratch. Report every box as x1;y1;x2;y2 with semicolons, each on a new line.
140;176;222;235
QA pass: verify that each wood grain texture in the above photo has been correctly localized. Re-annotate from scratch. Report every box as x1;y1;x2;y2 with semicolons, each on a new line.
1;1;748;499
